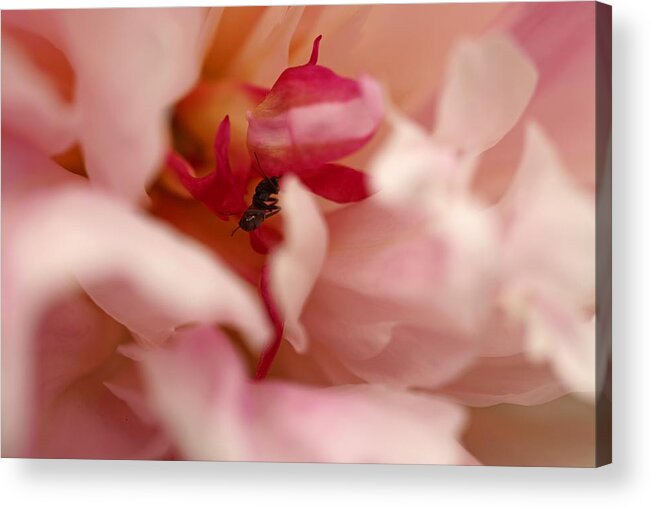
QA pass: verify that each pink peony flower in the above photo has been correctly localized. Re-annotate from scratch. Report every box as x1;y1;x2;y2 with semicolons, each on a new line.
2;3;601;466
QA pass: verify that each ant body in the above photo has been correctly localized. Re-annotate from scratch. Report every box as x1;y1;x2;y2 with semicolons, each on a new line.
231;154;281;235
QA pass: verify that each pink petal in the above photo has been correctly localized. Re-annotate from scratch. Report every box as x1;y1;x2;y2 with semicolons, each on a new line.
268;176;328;353
3;198;270;458
247;37;383;175
299;163;370;203
434;34;537;156
167;116;248;219
295;195;499;388
142;325;471;464
321;198;499;334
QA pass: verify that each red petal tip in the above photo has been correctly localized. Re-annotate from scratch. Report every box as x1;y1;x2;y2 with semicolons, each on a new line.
308;35;323;65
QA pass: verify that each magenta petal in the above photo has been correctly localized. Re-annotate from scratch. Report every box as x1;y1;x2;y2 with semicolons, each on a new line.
299;164;371;203
249;225;283;255
247;37;383;176
168;116;247;219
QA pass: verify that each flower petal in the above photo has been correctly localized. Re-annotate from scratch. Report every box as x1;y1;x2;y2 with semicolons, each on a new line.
142;325;471;464
247;38;383;175
299;163;370;203
168;116;248;219
434;34;537;156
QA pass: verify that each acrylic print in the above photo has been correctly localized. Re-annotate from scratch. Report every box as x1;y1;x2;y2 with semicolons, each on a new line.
1;2;611;466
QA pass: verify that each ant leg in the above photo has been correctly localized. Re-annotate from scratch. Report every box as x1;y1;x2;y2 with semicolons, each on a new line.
264;208;281;220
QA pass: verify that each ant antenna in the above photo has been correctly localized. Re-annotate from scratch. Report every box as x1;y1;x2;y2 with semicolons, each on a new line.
230;225;241;237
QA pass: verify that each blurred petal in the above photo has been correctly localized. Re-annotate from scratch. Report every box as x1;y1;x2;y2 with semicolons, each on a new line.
7;8;217;202
299;163;370;203
500;123;595;397
268;177;328;353
434;34;537;155
142;325;471;464
14;292;169;459
370;106;466;208
5;159;269;350
3;145;270;455
1;32;77;154
501;123;595;304
247;38;383;175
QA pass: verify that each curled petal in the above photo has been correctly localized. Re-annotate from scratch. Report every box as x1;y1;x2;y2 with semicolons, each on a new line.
168;116;248;219
307;34;322;65
434;34;537;155
142;325;471;464
247;37;383;175
299;163;370;203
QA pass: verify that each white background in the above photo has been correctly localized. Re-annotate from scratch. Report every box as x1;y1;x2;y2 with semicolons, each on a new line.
0;0;648;505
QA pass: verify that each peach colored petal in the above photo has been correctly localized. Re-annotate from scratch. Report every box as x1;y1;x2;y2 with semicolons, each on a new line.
227;6;305;87
304;4;506;117
434;34;537;156
142;325;471;464
268;176;328;353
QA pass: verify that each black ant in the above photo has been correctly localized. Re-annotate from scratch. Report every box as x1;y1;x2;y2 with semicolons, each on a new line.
231;153;281;235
